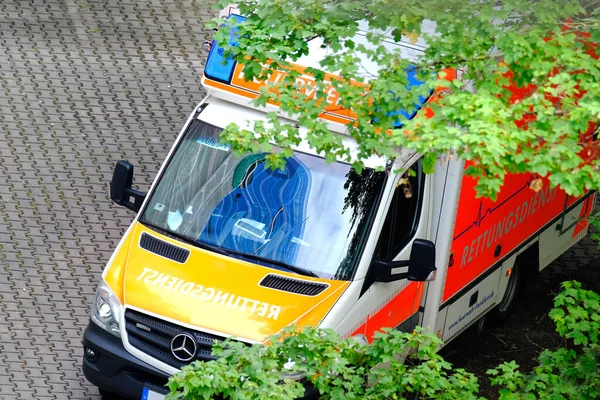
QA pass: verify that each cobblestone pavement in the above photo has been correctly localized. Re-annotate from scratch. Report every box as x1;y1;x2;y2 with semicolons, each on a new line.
0;0;213;398
0;1;598;400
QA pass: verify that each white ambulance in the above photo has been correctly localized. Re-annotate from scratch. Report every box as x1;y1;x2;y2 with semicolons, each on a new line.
82;11;597;400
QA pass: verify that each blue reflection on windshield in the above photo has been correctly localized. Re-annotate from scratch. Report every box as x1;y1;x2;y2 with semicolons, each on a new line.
199;155;311;267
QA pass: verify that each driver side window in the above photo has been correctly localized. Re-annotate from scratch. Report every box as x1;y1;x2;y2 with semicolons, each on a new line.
375;159;425;261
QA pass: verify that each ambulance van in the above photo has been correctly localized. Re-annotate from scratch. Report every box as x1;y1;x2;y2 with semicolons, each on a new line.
82;11;598;400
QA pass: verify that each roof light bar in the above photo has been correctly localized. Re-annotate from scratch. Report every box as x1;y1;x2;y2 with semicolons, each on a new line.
204;14;246;84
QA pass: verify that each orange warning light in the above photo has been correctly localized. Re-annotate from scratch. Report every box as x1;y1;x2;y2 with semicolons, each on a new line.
506;268;513;277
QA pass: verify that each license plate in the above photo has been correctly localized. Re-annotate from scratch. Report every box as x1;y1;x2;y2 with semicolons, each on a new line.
141;387;166;400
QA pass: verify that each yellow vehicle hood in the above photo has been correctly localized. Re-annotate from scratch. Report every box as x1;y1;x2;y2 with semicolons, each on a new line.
109;222;348;343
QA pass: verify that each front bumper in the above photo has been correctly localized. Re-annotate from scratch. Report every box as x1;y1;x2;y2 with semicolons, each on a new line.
82;321;170;399
82;320;318;399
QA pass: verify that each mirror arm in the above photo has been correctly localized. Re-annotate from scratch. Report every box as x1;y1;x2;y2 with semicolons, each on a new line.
374;259;410;283
123;187;146;213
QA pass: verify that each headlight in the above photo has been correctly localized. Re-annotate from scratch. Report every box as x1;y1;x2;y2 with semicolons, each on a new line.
91;280;122;338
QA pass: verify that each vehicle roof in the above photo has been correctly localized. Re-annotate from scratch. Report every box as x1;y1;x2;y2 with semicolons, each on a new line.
292;21;431;79
219;6;433;75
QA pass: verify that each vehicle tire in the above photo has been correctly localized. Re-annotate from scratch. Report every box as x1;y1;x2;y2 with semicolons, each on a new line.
486;261;524;326
99;389;128;400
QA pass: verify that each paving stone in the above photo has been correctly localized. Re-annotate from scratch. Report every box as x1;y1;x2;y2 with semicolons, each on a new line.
0;0;214;398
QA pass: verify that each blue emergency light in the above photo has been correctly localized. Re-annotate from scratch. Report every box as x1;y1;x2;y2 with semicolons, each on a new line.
204;14;247;84
389;67;432;128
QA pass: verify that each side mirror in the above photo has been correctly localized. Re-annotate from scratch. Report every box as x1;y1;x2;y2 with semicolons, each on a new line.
406;239;437;281
110;160;146;213
373;239;437;283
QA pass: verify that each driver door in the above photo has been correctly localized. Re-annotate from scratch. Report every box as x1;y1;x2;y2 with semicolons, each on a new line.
363;158;430;339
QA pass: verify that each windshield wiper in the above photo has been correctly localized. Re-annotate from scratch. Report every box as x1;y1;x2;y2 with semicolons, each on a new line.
139;220;318;278
223;249;320;278
139;220;230;257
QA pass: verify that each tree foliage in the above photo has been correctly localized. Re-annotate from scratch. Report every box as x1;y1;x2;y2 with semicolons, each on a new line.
166;281;600;399
210;0;600;198
167;326;482;400
488;281;600;399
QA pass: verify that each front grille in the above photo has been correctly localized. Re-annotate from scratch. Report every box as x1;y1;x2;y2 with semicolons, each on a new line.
125;309;224;369
139;233;190;263
259;274;328;296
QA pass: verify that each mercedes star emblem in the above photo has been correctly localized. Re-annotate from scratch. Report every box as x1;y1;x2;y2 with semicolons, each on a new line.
170;332;198;362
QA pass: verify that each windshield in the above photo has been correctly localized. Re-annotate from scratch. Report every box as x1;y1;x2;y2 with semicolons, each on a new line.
141;119;386;280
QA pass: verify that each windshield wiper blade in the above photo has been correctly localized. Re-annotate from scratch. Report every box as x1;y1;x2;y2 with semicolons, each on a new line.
139;220;318;278
192;239;231;257
225;249;320;278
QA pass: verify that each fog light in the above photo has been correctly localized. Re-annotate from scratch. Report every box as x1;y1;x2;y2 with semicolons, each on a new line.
85;347;97;361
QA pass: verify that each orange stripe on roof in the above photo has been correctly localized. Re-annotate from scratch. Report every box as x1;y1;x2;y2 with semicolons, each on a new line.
204;76;355;126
